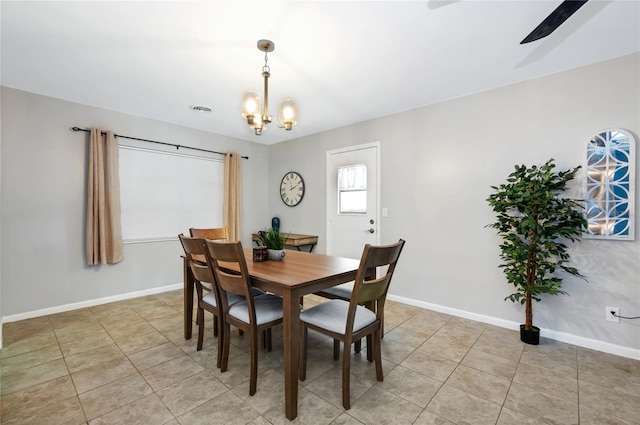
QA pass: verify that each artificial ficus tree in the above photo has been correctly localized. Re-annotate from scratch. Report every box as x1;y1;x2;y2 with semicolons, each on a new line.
487;158;588;332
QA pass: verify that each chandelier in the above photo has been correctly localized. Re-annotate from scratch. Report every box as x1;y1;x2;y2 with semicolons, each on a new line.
241;39;297;135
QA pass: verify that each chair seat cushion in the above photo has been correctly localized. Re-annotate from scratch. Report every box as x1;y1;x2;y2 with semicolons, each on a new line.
200;281;214;292
202;287;265;308
319;282;354;299
201;291;218;307
251;287;266;297
300;299;377;335
228;294;283;325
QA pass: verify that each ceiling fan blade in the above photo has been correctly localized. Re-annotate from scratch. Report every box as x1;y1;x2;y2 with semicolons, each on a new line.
520;0;589;44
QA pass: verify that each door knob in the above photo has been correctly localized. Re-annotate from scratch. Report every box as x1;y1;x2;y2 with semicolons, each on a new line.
365;228;375;234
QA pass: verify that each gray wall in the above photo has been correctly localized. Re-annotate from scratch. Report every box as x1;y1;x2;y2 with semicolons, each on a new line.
0;84;3;345
268;54;640;357
0;87;270;318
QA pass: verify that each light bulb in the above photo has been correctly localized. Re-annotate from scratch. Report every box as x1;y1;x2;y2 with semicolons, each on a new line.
278;98;297;130
242;90;261;125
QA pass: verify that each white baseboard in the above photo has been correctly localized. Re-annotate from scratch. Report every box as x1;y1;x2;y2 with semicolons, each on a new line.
2;286;637;361
387;293;640;361
1;283;183;325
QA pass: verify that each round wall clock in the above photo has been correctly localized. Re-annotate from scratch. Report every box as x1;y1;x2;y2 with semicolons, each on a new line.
280;171;305;207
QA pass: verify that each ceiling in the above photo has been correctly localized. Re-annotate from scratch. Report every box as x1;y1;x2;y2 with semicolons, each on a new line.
2;1;639;145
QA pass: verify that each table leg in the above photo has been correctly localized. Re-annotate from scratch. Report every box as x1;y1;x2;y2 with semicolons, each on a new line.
283;288;301;420
294;244;316;253
183;257;194;339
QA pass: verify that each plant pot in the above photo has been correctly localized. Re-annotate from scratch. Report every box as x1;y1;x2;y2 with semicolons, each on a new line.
520;324;540;345
267;249;286;261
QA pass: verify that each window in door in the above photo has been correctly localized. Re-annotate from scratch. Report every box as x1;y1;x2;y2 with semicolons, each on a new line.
338;164;367;214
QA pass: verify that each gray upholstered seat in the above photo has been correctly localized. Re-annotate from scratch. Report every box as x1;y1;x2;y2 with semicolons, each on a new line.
200;281;214;292
229;294;284;325
300;299;375;335
201;291;217;307
201;288;263;308
316;282;354;300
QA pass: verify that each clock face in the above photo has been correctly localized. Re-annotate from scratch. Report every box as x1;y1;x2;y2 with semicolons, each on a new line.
280;172;305;207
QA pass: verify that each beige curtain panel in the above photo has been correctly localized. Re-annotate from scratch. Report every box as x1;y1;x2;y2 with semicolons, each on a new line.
86;128;124;265
224;152;242;242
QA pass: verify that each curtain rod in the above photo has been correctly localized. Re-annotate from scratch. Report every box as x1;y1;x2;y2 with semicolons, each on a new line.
71;127;249;159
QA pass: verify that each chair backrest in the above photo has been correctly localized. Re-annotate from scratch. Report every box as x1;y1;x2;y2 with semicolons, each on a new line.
189;227;228;241
348;239;406;329
178;233;217;295
204;240;258;323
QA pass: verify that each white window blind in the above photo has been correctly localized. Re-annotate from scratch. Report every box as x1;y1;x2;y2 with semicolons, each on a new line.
118;145;224;242
338;164;367;214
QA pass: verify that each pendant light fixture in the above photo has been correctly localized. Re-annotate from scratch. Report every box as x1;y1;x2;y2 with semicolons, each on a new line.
241;39;297;135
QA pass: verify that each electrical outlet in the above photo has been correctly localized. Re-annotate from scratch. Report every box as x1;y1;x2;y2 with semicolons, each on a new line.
606;306;620;323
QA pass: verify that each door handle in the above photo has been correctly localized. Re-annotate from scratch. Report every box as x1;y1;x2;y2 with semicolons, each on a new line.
365;228;375;234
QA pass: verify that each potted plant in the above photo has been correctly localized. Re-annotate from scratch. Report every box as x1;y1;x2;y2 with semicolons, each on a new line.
258;227;288;260
486;159;587;344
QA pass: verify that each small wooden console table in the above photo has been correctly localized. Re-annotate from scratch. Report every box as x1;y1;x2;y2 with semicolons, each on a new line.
251;233;318;252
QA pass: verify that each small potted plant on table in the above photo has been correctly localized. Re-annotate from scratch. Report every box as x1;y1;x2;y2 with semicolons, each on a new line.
486;159;587;344
258;227;288;260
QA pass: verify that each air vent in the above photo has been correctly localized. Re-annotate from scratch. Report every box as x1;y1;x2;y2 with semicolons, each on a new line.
189;105;212;113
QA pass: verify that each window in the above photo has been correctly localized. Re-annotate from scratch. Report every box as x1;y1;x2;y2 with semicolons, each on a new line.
119;145;224;242
338;164;367;214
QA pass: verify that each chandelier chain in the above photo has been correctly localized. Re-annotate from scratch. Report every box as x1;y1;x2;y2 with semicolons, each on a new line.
262;51;270;73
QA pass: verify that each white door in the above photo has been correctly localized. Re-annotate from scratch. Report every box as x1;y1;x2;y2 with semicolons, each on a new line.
327;143;380;259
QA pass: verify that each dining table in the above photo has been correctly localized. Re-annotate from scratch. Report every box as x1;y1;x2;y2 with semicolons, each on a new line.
183;247;361;420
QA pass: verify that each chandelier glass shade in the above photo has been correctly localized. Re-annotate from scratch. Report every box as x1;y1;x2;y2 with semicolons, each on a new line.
241;40;297;135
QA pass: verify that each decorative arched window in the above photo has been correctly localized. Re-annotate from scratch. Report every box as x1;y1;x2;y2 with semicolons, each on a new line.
585;129;635;240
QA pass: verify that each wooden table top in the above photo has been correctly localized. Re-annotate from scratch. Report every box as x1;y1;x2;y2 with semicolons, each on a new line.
223;248;359;290
190;248;358;290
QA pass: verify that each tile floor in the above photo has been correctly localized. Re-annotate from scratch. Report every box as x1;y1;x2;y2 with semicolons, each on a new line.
1;290;639;425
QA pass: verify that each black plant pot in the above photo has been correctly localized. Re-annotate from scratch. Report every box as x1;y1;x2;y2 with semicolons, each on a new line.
520;324;540;345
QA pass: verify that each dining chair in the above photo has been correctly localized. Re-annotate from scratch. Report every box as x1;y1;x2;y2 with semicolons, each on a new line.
189;226;228;241
178;234;227;368
314;249;395;346
299;239;405;409
204;240;284;396
190;226;257;339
